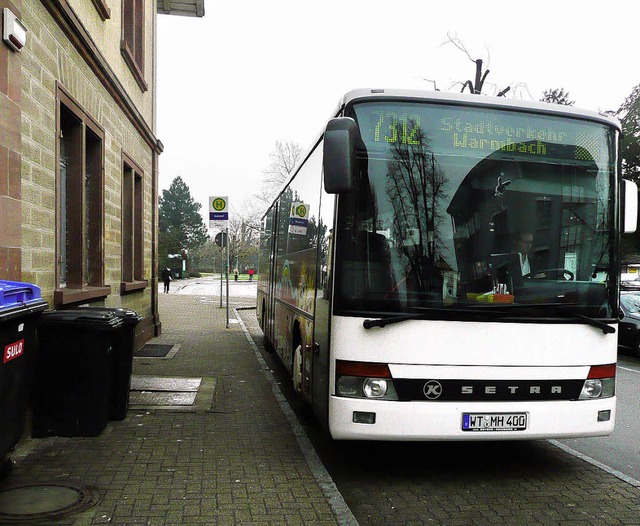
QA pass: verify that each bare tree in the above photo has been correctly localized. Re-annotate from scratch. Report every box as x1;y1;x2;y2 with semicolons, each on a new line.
258;140;303;206
246;139;304;221
226;213;261;272
223;140;303;273
385;121;450;290
442;33;510;97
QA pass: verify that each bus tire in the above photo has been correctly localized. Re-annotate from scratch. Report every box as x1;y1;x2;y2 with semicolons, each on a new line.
261;306;274;352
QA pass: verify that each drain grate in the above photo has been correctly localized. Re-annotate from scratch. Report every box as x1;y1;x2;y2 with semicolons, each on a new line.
129;391;197;406
0;483;99;524
128;376;216;412
130;376;201;391
134;343;180;358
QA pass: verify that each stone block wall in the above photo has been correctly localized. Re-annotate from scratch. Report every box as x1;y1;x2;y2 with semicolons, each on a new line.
1;0;160;340
0;0;24;280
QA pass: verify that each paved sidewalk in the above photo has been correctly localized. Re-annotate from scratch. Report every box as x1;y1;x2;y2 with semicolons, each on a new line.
0;292;345;525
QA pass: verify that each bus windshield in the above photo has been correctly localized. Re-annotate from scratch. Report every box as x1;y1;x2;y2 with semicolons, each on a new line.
334;101;617;319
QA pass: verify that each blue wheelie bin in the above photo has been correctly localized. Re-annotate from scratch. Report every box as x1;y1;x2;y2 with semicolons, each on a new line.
32;309;123;437
0;281;47;464
73;307;142;420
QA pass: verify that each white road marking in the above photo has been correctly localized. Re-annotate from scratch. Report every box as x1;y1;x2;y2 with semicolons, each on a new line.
549;440;640;488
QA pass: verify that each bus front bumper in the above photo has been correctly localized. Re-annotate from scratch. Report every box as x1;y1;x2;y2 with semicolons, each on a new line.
328;396;616;441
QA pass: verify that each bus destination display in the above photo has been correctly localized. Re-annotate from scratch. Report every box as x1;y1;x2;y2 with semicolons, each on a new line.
359;104;604;163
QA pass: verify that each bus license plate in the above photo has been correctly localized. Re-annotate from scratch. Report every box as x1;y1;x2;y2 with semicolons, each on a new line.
462;413;527;432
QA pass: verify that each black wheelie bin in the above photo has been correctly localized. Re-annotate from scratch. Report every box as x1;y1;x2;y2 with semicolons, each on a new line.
73;307;142;420
32;309;123;437
0;281;47;466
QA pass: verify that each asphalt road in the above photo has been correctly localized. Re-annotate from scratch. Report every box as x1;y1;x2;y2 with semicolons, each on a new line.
166;276;257;298
239;308;640;526
176;278;640;501
558;356;640;485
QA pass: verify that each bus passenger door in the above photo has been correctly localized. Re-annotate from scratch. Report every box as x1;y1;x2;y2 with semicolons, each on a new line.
261;205;278;346
312;190;336;429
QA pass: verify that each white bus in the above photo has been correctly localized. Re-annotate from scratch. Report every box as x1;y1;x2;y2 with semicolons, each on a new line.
257;88;638;441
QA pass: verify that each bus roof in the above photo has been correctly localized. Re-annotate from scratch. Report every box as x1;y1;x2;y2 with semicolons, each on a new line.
338;88;621;130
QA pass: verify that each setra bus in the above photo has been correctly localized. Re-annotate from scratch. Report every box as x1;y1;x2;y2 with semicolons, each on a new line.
257;88;638;440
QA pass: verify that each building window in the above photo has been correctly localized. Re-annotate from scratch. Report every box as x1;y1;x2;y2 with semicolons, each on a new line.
121;0;147;91
56;86;109;305
121;153;147;292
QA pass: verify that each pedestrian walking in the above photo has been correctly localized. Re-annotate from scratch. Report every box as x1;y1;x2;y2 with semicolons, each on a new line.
161;267;172;293
248;268;255;281
234;267;239;281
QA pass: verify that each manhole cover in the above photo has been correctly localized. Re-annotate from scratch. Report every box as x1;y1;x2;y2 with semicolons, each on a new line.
0;483;99;524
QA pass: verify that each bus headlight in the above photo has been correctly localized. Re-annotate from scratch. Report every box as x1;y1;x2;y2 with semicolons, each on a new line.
336;375;362;397
579;364;615;400
336;376;399;400
579;378;615;399
335;360;399;400
363;378;388;398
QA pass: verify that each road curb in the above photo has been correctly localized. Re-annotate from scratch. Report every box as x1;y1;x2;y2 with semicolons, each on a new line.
235;308;359;526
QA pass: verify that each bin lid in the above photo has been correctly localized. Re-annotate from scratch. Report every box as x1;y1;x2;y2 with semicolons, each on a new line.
0;280;48;321
0;280;43;306
38;309;123;331
74;307;143;325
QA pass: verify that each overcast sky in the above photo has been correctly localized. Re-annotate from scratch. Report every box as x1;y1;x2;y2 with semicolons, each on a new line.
156;1;639;224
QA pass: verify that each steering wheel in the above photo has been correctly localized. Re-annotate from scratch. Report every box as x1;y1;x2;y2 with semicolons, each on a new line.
529;268;574;281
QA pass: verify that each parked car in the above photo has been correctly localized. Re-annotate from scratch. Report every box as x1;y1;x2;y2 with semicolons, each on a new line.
618;290;640;358
621;276;640;290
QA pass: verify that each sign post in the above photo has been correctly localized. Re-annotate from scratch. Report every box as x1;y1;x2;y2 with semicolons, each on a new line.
210;197;230;327
214;231;227;308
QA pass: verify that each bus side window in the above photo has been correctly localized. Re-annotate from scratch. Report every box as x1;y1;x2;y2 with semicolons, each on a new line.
341;231;393;298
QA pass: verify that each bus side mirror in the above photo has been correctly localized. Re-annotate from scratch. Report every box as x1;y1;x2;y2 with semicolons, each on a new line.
323;117;357;194
623;179;638;233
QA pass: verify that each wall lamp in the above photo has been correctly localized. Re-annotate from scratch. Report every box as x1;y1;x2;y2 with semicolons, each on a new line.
3;8;27;52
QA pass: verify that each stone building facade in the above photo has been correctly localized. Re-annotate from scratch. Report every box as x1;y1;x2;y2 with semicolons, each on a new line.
0;0;202;345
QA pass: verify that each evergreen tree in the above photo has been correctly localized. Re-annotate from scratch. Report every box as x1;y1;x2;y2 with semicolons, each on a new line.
617;83;640;182
540;88;575;106
158;176;208;271
617;84;640;262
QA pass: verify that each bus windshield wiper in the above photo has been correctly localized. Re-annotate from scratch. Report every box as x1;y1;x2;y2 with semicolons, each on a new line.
540;305;615;334
464;303;615;334
363;304;615;333
363;314;423;329
362;307;503;329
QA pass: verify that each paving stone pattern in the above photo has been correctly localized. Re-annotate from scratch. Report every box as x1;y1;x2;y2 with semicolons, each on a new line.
2;293;338;525
5;284;640;526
